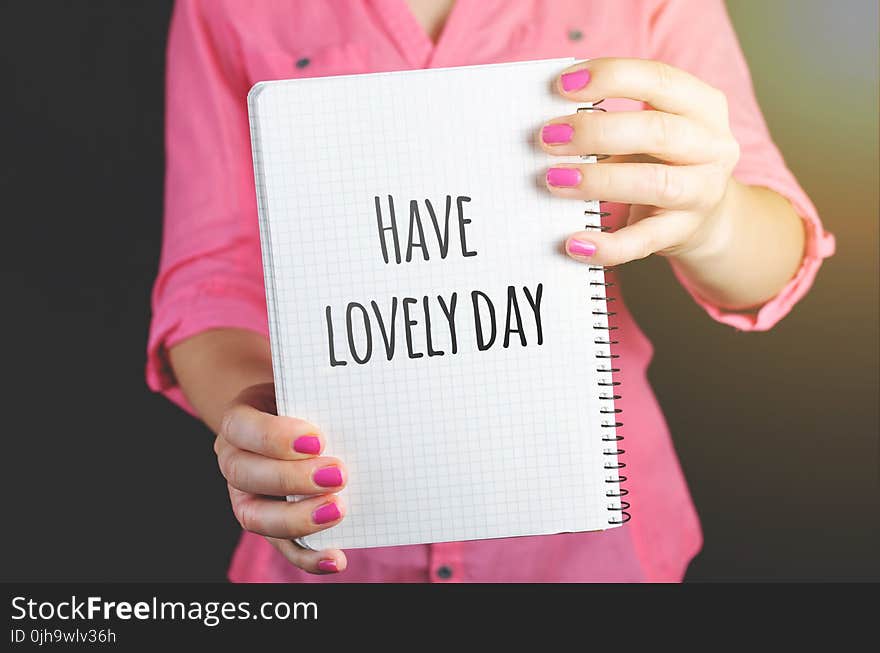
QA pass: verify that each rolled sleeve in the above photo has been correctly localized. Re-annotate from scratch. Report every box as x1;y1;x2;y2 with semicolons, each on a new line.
648;0;835;331
146;281;268;401
146;0;267;411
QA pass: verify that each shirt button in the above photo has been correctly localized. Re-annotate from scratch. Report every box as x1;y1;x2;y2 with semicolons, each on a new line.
295;57;311;69
436;565;453;580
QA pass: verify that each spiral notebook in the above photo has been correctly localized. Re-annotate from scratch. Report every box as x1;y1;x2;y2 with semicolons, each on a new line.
248;58;628;550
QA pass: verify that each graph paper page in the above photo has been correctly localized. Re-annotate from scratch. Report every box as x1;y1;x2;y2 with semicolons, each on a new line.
248;59;622;550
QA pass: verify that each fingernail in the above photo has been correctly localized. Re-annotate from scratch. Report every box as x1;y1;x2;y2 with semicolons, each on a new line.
568;238;597;257
293;435;321;455
546;167;582;187
561;69;591;92
313;466;343;487
541;123;574;145
318;559;339;573
313;502;341;524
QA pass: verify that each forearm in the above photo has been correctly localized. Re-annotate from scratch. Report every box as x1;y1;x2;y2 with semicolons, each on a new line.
669;179;806;311
168;328;274;432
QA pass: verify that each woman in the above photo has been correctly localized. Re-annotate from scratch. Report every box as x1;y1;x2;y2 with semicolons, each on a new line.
147;0;834;582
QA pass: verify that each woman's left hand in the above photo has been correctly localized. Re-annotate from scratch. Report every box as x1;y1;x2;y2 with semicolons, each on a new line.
540;57;741;267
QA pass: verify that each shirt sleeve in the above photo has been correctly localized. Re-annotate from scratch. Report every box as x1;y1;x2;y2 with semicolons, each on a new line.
146;0;268;412
645;0;835;331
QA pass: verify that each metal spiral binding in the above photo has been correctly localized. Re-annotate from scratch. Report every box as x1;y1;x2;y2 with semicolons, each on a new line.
579;100;631;525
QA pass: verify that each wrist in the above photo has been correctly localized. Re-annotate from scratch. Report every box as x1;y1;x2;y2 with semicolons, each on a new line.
669;177;742;266
169;329;274;431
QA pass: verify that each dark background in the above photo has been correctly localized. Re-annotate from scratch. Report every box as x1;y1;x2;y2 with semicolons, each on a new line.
1;1;877;581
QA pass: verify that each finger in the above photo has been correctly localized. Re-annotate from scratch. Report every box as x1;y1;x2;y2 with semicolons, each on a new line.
216;438;346;495
545;163;710;210
564;213;694;266
540;110;719;164
221;391;323;460
556;58;727;126
265;537;348;575
228;485;346;539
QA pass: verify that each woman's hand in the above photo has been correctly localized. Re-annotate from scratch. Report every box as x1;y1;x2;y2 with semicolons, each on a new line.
215;382;348;574
540;57;742;267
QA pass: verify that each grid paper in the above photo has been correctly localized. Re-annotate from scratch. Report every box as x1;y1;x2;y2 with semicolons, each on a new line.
248;59;622;550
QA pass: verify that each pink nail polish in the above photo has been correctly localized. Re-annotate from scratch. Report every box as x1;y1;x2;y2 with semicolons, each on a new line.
313;466;343;487
546;167;582;187
568;239;597;257
541;124;574;145
561;69;591;92
313;502;341;524
293;435;321;455
318;559;339;573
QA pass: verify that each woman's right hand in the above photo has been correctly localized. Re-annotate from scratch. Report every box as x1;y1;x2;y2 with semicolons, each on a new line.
214;382;348;574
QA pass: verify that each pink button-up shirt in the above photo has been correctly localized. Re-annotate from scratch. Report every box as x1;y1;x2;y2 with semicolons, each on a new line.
147;0;835;583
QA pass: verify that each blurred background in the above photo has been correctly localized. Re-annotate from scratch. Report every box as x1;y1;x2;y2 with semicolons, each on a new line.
1;0;877;581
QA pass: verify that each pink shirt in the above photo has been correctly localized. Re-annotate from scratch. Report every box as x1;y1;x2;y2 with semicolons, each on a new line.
148;0;835;583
